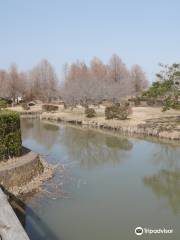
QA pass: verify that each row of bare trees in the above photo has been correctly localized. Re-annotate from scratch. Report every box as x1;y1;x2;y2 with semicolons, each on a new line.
0;54;148;104
62;54;148;105
0;59;58;102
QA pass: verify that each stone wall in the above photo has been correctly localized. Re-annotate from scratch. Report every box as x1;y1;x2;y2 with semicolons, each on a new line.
0;151;44;189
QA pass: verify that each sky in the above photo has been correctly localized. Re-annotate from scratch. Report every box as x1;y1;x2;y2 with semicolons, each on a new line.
0;0;179;81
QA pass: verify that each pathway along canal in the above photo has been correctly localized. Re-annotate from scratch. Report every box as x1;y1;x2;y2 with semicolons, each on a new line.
21;118;180;240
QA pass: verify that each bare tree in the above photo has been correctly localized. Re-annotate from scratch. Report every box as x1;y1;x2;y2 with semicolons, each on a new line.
0;70;9;98
90;57;107;80
8;64;22;102
108;54;129;82
0;55;148;105
131;64;148;95
61;54;148;105
29;59;58;101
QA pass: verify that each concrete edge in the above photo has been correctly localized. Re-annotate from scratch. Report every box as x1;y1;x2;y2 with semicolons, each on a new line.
0;188;30;240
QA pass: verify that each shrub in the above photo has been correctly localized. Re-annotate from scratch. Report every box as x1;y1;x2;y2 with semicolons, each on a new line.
0;98;12;104
42;104;59;112
21;103;30;110
19;100;25;104
134;97;141;106
0;110;22;160
146;98;156;106
143;80;173;98
162;94;180;111
28;101;36;106
0;99;8;109
85;107;96;118
105;102;131;120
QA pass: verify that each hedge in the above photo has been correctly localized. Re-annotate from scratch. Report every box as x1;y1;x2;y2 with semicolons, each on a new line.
0;110;22;160
0;98;12;109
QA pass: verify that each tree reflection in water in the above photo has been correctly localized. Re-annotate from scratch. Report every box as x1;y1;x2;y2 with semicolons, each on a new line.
144;169;180;214
21;119;60;150
144;143;180;214
59;126;133;168
21;119;133;168
151;143;180;169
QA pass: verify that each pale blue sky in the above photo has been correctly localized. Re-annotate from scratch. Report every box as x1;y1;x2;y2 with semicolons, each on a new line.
0;0;179;81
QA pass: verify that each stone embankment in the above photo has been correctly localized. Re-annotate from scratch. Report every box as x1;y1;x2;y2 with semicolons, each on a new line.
0;150;53;196
0;151;43;189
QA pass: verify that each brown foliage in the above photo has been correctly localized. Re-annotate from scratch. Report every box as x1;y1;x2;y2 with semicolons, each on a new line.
0;60;59;103
62;54;148;105
0;55;148;105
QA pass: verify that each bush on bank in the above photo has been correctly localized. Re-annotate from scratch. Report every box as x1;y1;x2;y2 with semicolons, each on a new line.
0;110;22;160
21;103;30;110
42;104;59;112
85;107;96;118
105;102;132;120
0;98;13;109
0;100;8;109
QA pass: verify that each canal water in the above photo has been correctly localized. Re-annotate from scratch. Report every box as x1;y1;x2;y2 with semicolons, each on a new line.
21;118;180;240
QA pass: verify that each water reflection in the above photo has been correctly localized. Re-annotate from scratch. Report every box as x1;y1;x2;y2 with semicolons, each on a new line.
1;186;59;240
21;119;133;168
25;205;60;240
105;136;132;150
144;168;180;214
152;144;180;169
60;126;133;168
21;119;60;150
20;119;180;240
144;143;180;214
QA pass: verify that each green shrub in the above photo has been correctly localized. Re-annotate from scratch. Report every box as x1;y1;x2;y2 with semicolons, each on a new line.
105;102;132;120
21;103;30;110
0;100;7;109
0;98;12;109
85;107;96;118
0;98;12;104
42;104;59;112
0;110;22;160
143;80;173;98
162;94;180;112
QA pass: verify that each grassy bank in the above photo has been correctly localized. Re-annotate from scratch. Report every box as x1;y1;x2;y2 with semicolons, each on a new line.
40;107;180;141
8;105;180;141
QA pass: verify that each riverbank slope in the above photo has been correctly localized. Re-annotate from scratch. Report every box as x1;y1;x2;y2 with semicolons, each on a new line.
41;107;180;141
8;105;180;141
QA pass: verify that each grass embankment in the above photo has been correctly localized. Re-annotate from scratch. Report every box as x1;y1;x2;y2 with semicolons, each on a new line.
41;106;180;141
7;104;180;140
